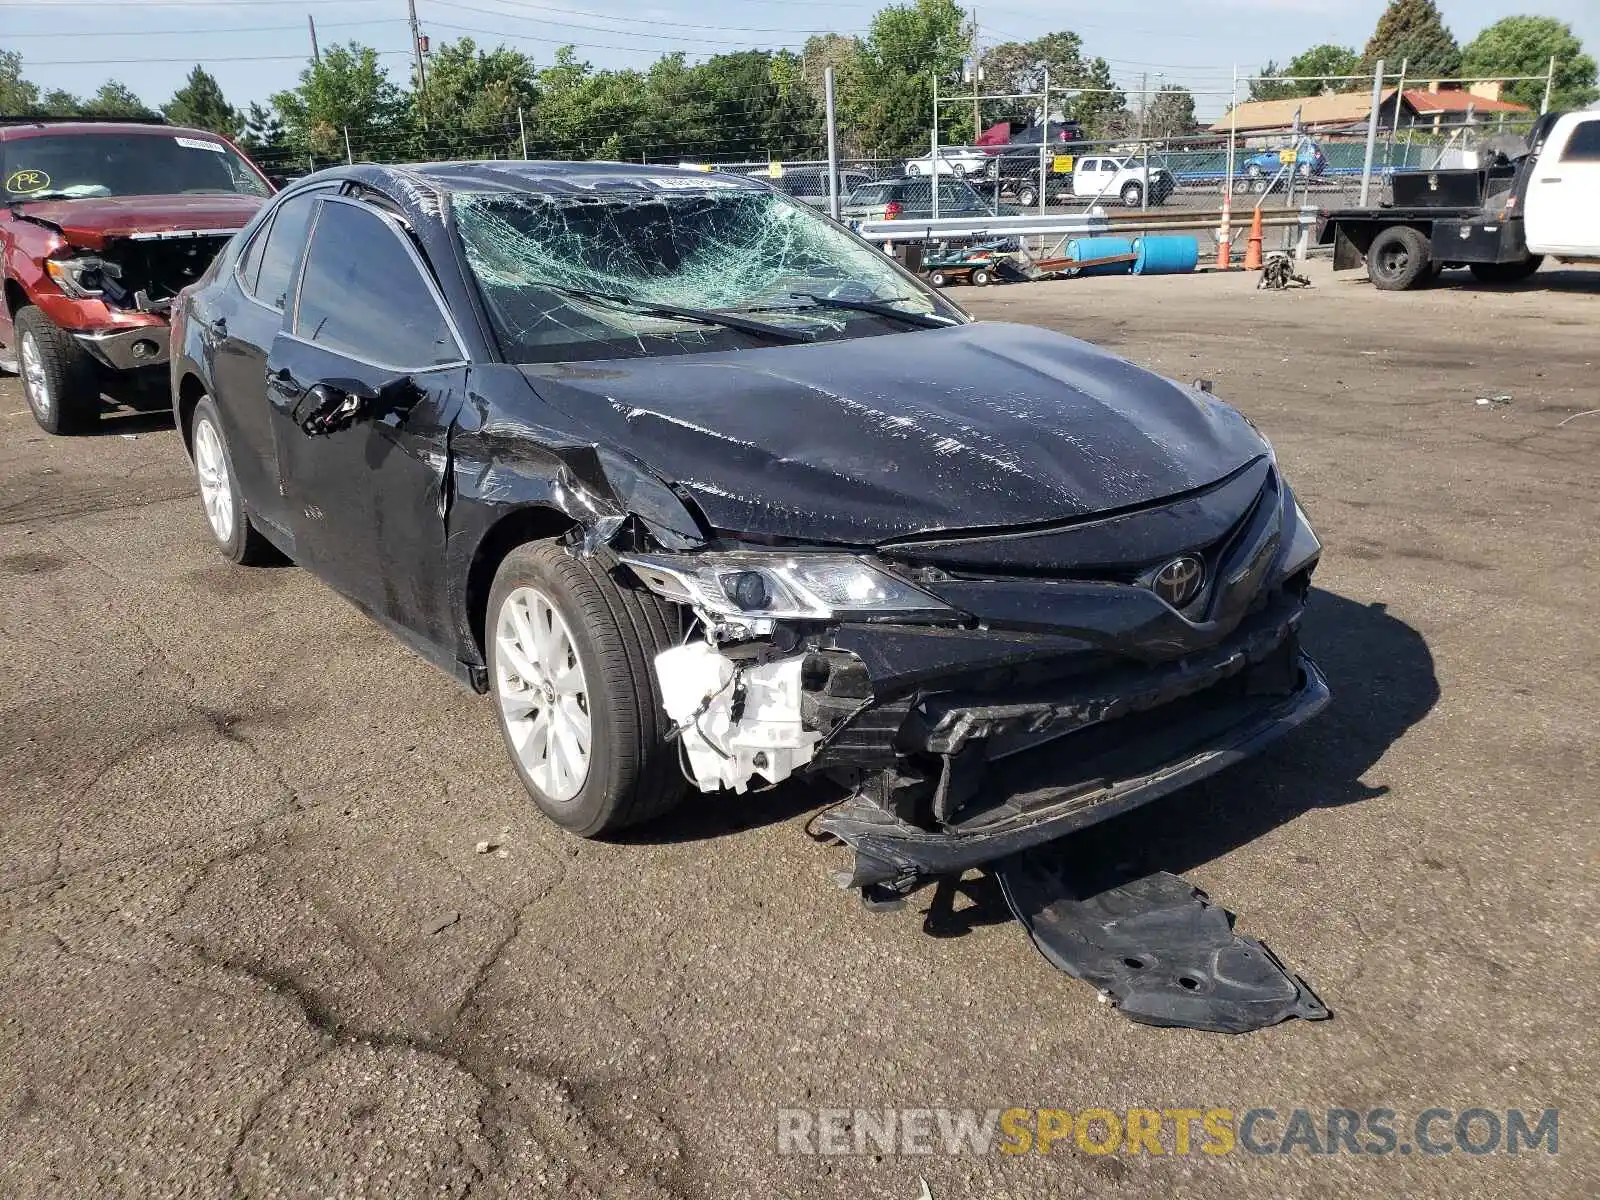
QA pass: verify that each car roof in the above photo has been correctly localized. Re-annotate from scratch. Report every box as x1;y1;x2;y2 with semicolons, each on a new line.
0;119;222;143
401;159;768;195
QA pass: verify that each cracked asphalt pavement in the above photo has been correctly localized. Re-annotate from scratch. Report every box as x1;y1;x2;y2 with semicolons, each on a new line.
2;260;1597;1198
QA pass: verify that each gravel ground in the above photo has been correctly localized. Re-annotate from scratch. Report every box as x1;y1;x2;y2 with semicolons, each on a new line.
1;258;1596;1199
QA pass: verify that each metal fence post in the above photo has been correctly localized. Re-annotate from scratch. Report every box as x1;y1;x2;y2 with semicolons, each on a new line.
344;125;353;165
1359;58;1384;206
824;67;840;220
518;105;529;159
931;71;940;219
1541;55;1556;114
1038;67;1049;215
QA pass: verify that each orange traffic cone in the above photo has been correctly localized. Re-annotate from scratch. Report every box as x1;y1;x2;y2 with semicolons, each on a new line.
1215;200;1232;270
1243;206;1264;271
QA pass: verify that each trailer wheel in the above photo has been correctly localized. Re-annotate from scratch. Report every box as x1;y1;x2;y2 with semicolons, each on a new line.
1469;255;1543;284
1367;225;1431;291
928;270;948;287
971;268;993;286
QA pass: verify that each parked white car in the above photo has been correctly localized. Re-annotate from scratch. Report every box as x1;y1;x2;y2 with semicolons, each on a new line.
904;148;988;177
1071;156;1175;206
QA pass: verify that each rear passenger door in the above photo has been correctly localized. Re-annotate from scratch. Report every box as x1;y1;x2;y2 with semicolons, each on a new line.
266;196;470;647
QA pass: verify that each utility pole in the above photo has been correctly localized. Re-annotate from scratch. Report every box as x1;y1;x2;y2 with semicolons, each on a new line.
308;14;321;64
408;0;429;129
970;10;981;143
1137;72;1147;139
1359;58;1384;206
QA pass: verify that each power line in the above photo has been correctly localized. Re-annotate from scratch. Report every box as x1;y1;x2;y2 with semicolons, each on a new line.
2;18;404;38
427;0;842;36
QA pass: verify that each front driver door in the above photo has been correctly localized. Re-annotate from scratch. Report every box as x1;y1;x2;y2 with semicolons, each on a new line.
266;195;470;647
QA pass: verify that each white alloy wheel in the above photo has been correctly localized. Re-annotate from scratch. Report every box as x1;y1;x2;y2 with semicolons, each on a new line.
19;331;50;422
192;415;236;543
495;585;592;802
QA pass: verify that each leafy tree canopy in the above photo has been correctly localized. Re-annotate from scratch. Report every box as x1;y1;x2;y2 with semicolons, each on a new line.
1462;16;1597;111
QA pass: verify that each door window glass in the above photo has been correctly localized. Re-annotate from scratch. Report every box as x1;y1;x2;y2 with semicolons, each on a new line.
249;191;319;310
293;200;461;368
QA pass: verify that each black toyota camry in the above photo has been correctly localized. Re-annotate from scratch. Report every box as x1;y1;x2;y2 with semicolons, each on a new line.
170;160;1328;894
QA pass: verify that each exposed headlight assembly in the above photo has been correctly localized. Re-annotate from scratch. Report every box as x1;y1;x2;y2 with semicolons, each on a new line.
45;254;121;299
622;551;953;621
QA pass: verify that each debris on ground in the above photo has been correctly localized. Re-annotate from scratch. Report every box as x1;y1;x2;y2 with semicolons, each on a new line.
1258;253;1311;290
474;839;500;854
424;910;461;935
995;845;1329;1034
1557;408;1599;427
1475;394;1513;409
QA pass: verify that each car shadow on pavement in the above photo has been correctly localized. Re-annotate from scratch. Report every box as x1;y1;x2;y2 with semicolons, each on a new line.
85;406;176;437
933;587;1440;930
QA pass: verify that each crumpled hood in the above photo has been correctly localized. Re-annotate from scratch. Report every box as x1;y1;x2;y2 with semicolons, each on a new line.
517;321;1268;544
13;194;264;248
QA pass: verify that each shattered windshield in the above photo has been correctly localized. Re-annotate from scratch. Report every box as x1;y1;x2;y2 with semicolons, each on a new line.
452;184;949;363
1;133;271;202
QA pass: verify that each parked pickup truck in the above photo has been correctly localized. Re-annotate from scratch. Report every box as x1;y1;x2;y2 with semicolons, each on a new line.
1;116;272;433
1317;110;1599;290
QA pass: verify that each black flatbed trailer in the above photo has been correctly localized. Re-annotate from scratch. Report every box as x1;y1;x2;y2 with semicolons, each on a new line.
1315;114;1559;290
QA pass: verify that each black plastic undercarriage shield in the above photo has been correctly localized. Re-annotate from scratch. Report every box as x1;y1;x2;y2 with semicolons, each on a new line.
994;847;1330;1033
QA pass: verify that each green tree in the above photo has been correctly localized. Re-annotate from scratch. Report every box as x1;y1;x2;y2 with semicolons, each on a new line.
414;37;538;158
269;42;405;160
800;33;859;105
82;81;155;118
1285;44;1362;96
38;89;82;116
1249;61;1297;102
842;0;972;156
1362;0;1461;77
163;66;239;136
981;31;1125;136
1144;84;1195;139
1;49;41;114
239;102;287;153
1462;17;1597;111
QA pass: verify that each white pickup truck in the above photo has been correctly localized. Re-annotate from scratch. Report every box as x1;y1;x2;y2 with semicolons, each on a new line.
1317;110;1600;289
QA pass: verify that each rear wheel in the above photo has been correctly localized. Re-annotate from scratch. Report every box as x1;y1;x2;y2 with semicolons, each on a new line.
927;270;948;287
1367;225;1432;290
1120;181;1143;207
1469;255;1543;284
488;542;685;837
189;396;279;565
970;267;993;286
1016;184;1038;208
16;306;99;435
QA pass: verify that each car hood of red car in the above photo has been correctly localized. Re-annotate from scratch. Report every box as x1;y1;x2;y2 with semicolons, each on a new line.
13;194;265;248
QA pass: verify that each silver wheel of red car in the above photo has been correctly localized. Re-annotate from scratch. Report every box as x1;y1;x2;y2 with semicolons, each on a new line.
495;584;592;802
14;307;98;435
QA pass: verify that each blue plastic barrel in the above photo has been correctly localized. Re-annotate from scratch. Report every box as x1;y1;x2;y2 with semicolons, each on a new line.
1066;236;1134;276
1132;235;1199;275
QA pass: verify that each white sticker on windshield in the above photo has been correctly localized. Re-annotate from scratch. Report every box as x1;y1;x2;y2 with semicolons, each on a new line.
175;136;226;153
646;176;740;190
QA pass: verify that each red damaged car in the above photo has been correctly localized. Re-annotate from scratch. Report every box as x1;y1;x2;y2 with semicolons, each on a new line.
1;116;272;433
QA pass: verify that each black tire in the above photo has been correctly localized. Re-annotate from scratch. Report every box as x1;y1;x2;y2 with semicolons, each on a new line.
1016;184;1037;208
1297;162;1312;178
1469;255;1543;284
1120;182;1143;207
928;270;948;287
189;396;279;566
971;268;992;286
1367;225;1432;291
1245;163;1264;180
15;306;100;435
487;541;685;837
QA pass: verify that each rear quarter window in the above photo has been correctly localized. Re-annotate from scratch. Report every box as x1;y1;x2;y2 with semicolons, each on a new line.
1560;119;1600;162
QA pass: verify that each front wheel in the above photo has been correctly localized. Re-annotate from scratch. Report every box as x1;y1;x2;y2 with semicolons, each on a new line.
15;306;100;435
488;542;685;837
927;270;948;287
1016;184;1038;208
1120;182;1143;207
971;268;993;286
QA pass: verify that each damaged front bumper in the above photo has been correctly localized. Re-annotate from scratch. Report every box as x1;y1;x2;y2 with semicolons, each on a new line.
74;325;170;371
819;651;1328;888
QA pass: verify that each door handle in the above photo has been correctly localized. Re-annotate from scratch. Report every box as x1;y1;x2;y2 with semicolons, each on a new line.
206;316;228;337
1539;177;1561;183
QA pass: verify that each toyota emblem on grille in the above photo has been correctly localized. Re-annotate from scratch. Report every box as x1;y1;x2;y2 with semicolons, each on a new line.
1149;555;1205;608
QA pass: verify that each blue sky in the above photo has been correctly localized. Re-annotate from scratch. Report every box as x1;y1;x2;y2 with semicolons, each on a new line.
3;0;1596;119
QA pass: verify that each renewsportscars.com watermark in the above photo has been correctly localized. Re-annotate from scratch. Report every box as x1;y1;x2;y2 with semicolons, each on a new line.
776;1107;1559;1158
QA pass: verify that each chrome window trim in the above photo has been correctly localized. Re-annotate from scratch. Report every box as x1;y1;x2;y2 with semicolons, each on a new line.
287;193;471;371
234;183;337;315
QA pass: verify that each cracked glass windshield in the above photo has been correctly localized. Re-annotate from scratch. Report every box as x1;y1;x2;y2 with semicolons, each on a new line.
452;182;945;363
